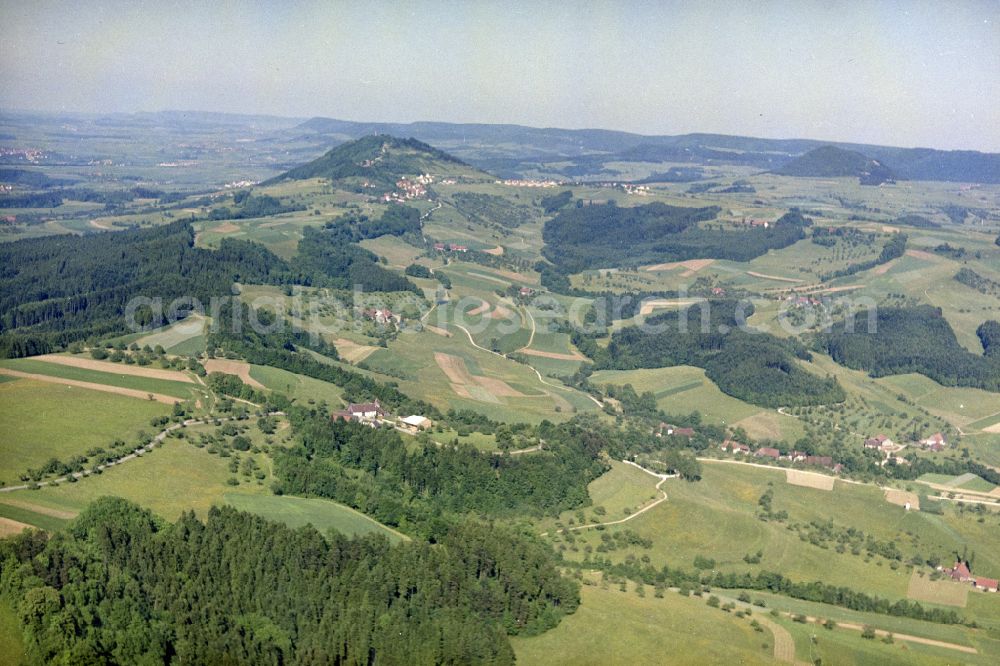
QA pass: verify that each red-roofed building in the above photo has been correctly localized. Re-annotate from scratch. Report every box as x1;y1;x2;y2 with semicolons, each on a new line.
348;400;386;420
755;447;780;459
330;410;352;422
975;577;999;592
805;455;834;469
948;560;972;583
657;423;694;437
921;432;947;450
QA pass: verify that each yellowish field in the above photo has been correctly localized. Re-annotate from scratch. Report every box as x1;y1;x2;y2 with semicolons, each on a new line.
202;359;265;389
906;571;969;608
333;338;378;363
885;488;920;509
35;354;195;383
785;468;835;490
0;517;31;537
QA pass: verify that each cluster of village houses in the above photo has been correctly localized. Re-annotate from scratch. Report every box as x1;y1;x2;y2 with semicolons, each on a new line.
382;177;429;203
433;242;468;252
331;399;432;434
693;426;950;474
359;307;401;327
942;559;999;592
494;178;559;188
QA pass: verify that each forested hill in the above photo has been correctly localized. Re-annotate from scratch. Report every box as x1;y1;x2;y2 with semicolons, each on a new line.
821;306;1000;391
0;497;578;664
774;146;897;184
0;221;288;356
541;203;810;274
0;207;424;357
263;134;477;191
593;300;845;408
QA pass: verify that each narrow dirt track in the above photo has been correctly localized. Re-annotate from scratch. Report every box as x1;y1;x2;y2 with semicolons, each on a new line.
754;616;796;663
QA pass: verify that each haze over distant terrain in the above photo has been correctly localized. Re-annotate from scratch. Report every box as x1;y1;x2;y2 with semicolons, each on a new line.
1;0;998;151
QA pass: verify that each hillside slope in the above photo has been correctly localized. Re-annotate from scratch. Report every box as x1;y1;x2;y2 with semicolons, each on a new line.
264;134;482;191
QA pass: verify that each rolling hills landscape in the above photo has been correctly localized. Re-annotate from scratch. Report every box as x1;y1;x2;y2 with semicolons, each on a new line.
1;109;999;665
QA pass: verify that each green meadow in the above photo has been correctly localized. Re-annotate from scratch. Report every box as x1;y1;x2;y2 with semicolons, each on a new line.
0;378;169;483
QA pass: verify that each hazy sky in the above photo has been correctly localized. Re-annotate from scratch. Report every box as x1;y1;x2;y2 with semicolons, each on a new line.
2;0;999;150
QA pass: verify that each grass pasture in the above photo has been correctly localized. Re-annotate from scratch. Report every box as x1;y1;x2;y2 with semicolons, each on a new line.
511;583;773;666
548;462;1000;604
0;600;26;666
223;493;405;542
589;366;804;440
0;434;271;522
0;378;169;483
135;314;208;354
248;364;345;407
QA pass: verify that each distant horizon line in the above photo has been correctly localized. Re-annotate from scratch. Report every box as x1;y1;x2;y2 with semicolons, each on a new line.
1;106;997;155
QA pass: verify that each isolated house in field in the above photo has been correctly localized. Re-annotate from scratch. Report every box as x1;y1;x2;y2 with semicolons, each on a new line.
921;433;947;450
348;400;386;421
755;447;780;460
864;434;893;450
657;423;695;438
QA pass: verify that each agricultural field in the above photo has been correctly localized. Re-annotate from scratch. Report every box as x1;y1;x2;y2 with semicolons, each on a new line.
512;582;774;666
248;364;346;407
0;356;202;401
222;493;406;542
0;378;169;484
134;314;208;355
546;462;1000;604
589;366;805;440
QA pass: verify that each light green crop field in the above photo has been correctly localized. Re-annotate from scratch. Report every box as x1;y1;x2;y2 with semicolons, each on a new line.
249;364;345;407
0;358;199;400
548;462;1000;605
135;315;208;355
512;583;773;666
358;235;428;269
0;600;26;666
877;373;1000;429
0;379;169;482
536;461;662;534
222;493;406;543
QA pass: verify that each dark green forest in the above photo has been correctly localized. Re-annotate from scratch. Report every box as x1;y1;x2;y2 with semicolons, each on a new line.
0;498;578;665
0;221;288;356
541;202;811;274
593;300;845;407
0;206;425;357
275;409;611;534
822;305;1000;390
